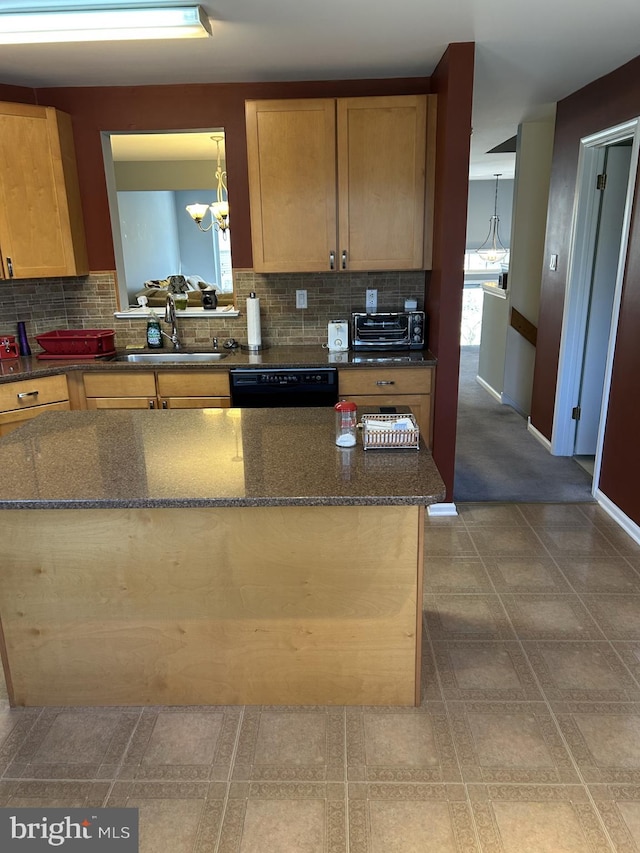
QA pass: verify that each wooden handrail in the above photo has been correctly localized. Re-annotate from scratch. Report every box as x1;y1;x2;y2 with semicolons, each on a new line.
510;307;537;346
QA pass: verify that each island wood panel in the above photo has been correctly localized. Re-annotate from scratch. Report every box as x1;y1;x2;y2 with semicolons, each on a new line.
0;504;424;707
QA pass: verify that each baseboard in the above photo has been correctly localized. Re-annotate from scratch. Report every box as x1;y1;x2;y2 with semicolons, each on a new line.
428;502;458;517
476;375;502;403
475;375;528;417
527;418;552;451
594;490;640;546
500;392;528;418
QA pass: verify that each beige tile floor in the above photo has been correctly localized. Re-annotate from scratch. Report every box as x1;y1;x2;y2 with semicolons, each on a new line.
1;502;640;851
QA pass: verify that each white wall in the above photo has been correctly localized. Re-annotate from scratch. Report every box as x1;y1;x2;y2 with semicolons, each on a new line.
118;191;182;290
473;118;555;408
503;116;555;415
470;178;514;395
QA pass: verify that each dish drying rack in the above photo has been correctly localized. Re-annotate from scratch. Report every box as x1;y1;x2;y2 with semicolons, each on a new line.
359;413;420;450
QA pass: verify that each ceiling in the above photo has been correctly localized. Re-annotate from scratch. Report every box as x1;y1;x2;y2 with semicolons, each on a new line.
3;0;640;179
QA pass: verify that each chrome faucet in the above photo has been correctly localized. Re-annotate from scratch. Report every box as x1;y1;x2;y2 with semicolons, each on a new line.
163;294;182;350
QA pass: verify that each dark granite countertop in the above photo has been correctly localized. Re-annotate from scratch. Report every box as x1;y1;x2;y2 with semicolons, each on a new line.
0;345;436;383
0;407;446;510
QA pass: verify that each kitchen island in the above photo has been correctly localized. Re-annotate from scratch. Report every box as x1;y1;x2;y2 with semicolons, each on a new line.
0;407;445;707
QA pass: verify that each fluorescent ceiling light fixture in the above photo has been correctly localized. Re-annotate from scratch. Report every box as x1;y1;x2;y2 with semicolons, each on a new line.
0;6;212;44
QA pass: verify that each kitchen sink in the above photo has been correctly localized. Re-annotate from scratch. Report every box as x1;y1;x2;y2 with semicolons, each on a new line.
115;352;228;363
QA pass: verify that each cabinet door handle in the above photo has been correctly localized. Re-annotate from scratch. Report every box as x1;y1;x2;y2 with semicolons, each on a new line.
376;380;395;386
6;257;14;278
148;399;155;409
17;390;39;400
329;251;335;270
341;250;348;270
162;400;168;409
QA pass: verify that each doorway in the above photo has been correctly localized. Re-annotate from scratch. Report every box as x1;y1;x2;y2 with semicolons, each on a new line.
552;119;640;496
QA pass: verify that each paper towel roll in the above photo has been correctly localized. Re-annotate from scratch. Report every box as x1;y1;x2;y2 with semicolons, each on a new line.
246;293;262;349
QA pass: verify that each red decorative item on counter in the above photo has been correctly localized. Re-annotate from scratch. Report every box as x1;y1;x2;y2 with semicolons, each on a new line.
0;335;19;359
35;329;116;358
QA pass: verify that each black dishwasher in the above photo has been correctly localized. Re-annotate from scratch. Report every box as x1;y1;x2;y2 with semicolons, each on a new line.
229;368;338;407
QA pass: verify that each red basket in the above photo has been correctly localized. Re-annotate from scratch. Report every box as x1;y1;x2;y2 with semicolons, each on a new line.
35;329;116;355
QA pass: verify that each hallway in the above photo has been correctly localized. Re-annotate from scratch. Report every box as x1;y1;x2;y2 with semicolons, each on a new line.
454;346;594;502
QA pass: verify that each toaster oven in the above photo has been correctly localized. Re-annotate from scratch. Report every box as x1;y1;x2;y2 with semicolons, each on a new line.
351;311;425;350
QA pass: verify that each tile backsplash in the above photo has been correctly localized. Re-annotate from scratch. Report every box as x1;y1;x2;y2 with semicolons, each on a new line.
0;269;428;351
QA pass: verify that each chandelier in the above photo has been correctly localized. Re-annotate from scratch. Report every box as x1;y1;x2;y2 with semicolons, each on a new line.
476;173;508;263
185;135;229;238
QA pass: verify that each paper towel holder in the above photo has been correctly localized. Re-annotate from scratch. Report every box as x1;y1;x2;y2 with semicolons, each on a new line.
242;291;268;353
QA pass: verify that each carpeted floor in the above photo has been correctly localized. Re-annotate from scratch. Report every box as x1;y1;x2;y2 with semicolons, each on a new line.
453;346;595;502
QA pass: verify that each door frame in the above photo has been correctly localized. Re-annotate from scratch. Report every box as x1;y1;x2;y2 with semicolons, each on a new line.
551;119;640;493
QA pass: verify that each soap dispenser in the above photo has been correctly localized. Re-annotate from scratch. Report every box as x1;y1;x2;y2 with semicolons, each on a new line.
146;310;163;348
139;296;163;349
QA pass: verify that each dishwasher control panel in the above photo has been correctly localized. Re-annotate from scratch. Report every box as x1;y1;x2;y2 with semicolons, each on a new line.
229;368;338;406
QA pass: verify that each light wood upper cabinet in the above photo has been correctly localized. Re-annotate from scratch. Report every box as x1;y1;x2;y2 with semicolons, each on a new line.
0;101;89;279
246;98;337;273
246;95;435;273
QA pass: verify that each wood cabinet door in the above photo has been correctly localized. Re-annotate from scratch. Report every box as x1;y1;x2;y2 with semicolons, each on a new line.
85;397;158;410
342;394;432;449
0;400;71;437
337;95;427;271
156;371;230;397
83;372;157;399
246;98;337;272
160;397;231;409
338;366;433;396
0;102;88;279
0;373;69;412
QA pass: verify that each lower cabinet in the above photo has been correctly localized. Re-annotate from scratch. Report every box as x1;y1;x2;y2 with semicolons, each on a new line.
156;371;230;408
338;366;434;448
82;371;230;410
83;371;158;409
0;374;70;436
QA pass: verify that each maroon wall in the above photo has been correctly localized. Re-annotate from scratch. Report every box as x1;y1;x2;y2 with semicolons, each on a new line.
0;84;36;104
32;78;430;272
428;43;475;500
531;54;640;524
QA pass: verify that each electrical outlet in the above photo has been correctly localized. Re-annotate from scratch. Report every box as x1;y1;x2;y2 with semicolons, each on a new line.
366;289;377;312
296;289;307;309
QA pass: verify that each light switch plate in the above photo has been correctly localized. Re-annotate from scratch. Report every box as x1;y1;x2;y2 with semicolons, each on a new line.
296;289;307;309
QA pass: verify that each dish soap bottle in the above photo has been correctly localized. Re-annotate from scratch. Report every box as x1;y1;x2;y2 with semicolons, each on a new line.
146;309;163;349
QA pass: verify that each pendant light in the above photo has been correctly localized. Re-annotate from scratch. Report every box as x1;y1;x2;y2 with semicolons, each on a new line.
476;173;508;263
185;135;230;238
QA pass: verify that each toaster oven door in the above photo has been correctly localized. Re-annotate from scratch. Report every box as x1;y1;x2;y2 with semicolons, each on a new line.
352;313;410;349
